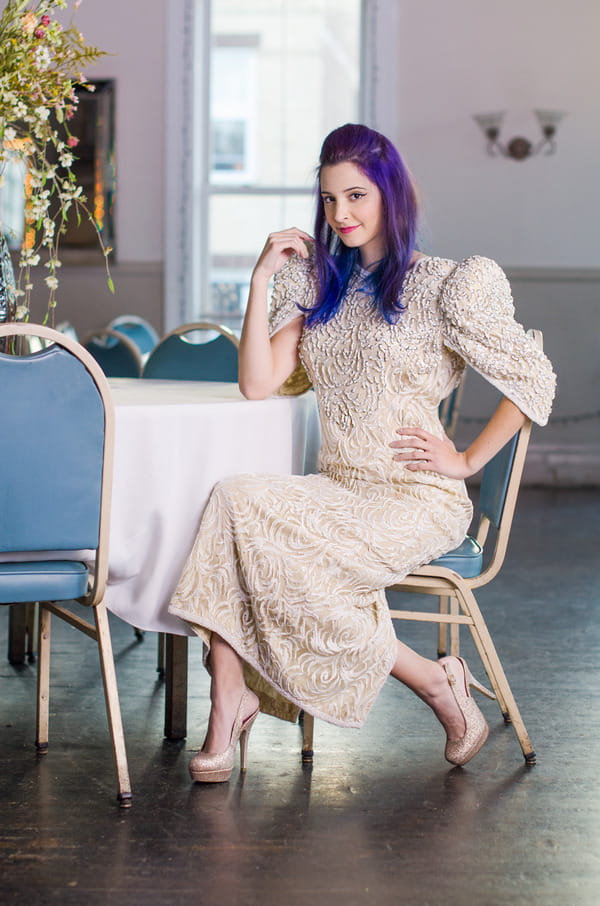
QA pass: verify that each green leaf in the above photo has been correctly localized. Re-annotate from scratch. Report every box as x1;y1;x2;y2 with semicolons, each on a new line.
107;276;115;294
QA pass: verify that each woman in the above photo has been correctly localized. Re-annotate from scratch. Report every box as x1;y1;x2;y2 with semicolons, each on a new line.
169;123;556;782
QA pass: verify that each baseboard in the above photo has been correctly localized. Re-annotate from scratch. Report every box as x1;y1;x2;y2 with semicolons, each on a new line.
468;444;600;487
522;444;600;486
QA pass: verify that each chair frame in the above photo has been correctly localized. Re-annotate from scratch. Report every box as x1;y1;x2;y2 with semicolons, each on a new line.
301;331;542;767
0;322;132;805
82;327;143;377
157;321;240;347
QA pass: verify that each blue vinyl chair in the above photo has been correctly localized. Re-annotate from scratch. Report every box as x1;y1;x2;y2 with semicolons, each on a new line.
56;320;79;342
107;315;160;360
83;328;143;378
0;322;132;806
142;321;239;382
301;331;543;767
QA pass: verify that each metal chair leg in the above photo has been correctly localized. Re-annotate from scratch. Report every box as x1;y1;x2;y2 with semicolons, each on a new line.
458;584;536;763
36;605;51;752
94;603;133;806
437;595;449;657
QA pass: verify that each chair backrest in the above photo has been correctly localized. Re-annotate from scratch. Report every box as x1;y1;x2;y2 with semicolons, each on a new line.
479;433;520;530
56;320;79;342
108;315;160;356
83;328;143;378
142;321;239;382
0;322;114;603
472;329;542;583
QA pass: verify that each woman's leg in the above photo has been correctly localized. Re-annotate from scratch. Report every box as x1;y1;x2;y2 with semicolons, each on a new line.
202;633;259;754
390;640;466;741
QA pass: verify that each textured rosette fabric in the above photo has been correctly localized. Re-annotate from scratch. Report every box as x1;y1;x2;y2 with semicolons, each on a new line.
169;254;556;728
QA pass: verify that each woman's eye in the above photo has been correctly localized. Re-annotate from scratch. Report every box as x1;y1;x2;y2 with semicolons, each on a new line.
350;193;366;200
322;196;334;205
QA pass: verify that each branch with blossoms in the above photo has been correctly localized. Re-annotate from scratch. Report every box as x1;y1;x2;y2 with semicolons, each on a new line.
0;0;112;324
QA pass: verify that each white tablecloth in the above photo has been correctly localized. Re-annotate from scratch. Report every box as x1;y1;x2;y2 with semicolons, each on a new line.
104;379;320;635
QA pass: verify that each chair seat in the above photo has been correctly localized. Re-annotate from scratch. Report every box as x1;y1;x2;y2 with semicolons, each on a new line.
430;535;483;578
0;560;89;603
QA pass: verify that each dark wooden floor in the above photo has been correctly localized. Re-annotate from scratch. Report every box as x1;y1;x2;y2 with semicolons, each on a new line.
1;488;599;905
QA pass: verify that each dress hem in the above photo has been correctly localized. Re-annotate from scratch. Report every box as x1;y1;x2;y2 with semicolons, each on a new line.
167;604;396;730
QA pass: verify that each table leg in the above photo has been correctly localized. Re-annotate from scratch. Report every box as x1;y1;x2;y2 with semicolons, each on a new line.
164;634;188;740
8;603;27;664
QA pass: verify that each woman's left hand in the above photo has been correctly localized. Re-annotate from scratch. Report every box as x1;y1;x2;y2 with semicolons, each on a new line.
390;427;471;480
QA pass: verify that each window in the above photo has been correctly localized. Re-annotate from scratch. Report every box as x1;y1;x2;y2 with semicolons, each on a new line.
164;0;367;330
205;0;363;327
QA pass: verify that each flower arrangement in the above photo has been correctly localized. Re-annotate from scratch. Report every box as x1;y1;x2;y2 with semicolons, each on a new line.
0;0;111;323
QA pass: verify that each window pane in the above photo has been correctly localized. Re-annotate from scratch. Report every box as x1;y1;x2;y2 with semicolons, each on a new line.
204;192;316;326
207;0;362;319
210;0;361;188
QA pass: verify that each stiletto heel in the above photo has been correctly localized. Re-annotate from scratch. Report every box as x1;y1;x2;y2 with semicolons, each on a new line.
189;689;259;783
239;726;251;772
467;670;496;701
440;656;491;766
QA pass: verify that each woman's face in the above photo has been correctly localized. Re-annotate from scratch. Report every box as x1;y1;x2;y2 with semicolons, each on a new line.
320;160;385;267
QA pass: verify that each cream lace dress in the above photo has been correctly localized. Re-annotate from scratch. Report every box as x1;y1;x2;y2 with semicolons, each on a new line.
169;254;556;728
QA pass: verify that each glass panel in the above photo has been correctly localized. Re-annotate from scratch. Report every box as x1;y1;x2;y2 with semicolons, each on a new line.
0;151;27;249
210;0;361;189
206;0;362;320
204;192;315;326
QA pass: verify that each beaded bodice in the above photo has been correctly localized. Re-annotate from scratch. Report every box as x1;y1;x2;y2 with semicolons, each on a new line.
269;252;556;486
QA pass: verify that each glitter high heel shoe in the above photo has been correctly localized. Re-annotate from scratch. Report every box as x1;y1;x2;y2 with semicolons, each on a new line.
440;656;496;766
189;689;260;783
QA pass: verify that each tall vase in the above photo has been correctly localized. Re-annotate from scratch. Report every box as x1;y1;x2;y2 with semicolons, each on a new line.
0;232;17;352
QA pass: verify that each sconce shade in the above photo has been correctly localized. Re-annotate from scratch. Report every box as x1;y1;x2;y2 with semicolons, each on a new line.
474;109;565;161
473;112;505;141
534;109;565;138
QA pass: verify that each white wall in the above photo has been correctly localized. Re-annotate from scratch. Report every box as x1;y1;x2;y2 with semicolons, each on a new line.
377;0;600;269
74;0;166;263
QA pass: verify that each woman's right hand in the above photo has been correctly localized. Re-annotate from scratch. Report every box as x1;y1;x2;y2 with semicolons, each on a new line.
252;227;313;282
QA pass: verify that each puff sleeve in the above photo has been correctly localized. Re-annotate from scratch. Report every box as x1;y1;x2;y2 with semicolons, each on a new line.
440;256;556;426
267;252;316;396
267;252;316;337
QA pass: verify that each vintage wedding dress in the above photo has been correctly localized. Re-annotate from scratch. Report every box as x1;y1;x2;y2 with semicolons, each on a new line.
169;254;555;728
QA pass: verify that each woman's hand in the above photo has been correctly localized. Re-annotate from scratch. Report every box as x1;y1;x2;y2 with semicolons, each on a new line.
390;427;471;480
252;227;313;283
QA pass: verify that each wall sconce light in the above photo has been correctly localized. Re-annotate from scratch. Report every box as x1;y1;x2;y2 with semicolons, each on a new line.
473;110;565;161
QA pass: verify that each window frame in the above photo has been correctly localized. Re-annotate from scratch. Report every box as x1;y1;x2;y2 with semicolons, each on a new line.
164;0;400;330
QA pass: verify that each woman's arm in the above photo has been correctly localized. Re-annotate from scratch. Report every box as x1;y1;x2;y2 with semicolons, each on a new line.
390;397;527;480
238;228;312;400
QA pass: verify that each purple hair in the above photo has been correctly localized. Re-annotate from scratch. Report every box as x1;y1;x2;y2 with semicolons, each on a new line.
302;123;418;327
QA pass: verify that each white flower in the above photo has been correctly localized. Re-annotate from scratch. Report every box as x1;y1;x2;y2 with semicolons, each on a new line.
2;126;17;142
34;46;52;72
33;106;50;122
45;275;59;290
21;249;40;266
